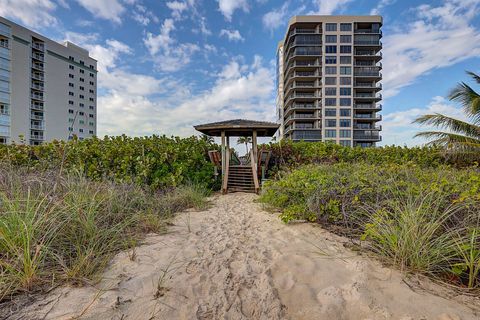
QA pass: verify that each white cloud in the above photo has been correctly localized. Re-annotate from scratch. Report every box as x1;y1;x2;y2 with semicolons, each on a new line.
216;0;248;21
0;0;58;28
262;3;289;32
143;19;199;72
381;96;467;146
132;4;159;26
310;0;353;14
219;29;244;42
75;0;126;24
166;1;188;19
97;56;275;138
370;0;396;15
382;0;480;98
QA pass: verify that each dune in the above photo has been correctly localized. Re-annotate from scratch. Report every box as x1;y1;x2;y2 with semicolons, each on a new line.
15;193;480;320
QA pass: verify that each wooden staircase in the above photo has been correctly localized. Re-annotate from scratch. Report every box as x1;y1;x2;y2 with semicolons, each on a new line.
227;165;255;193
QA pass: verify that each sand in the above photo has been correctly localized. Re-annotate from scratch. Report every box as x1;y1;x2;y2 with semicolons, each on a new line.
13;193;480;320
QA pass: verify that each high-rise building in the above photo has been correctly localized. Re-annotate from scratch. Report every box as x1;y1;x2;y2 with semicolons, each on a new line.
276;16;382;147
0;17;97;145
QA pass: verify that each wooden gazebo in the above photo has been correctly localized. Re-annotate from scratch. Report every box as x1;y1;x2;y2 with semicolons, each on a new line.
194;119;279;194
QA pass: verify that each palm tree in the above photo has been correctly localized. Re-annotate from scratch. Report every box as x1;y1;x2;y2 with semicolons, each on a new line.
237;136;252;154
414;71;480;159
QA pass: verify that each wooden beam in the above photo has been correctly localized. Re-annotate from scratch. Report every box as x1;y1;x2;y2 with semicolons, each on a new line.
221;130;226;187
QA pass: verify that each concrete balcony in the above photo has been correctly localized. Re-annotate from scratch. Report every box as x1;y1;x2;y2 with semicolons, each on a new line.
353;124;382;130
354;93;382;101
353;134;382;141
31;93;44;101
31;103;44;111
32;63;44;71
31;83;44;91
31;124;44;130
32;53;45;61
31;114;44;120
354;103;382;111
32;43;45;51
354;114;382;121
31;73;44;81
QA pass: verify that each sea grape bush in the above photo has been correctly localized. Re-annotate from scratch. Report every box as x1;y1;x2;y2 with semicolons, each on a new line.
0;135;218;189
263;141;473;172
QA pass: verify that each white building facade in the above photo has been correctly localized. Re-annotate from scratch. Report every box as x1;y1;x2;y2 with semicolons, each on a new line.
0;17;97;145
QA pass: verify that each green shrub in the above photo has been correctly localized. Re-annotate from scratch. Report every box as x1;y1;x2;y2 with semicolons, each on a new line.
260;163;480;287
0;135;219;189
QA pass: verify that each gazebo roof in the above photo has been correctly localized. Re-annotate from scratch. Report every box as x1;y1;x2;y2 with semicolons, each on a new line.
194;119;279;137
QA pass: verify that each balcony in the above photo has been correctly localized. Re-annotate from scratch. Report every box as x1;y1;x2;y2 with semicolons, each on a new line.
32;53;44;61
285;37;322;54
31;123;44;130
285;47;322;62
31;103;44;111
354;93;382;100
31;72;44;81
31;83;44;91
32;63;44;71
354;114;382;121
354;124;382;130
354;67;382;78
0;109;9;116
285;113;316;123
284;102;320;116
354;40;382;46
354;103;382;110
284;92;320;104
30;133;44;140
353;133;381;141
31;93;44;101
32;43;44;51
354;29;382;35
291;129;322;141
31;114;44;120
354;83;382;89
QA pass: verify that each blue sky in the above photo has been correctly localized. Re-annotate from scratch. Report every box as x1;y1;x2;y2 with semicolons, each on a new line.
1;0;480;146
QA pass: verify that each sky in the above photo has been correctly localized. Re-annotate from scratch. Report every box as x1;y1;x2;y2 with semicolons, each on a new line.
1;0;480;147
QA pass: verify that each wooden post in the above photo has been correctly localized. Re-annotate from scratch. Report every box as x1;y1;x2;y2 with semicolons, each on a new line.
251;130;259;194
221;131;226;193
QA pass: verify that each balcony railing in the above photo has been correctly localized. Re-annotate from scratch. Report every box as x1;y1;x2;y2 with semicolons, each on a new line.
354;93;382;99
354;68;382;77
32;63;44;71
354;40;382;45
285;114;316;122
354;124;382;130
0;110;9;116
353;134;381;141
354;104;382;110
31;124;44;130
354;83;382;89
354;114;382;120
32;53;44;61
31;103;44;110
32;43;44;51
355;29;382;34
31;114;44;120
291;130;322;140
355;50;382;57
31;93;44;101
31;83;44;91
31;73;44;81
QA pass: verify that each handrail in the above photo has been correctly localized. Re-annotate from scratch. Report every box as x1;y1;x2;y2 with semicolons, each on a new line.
250;149;260;193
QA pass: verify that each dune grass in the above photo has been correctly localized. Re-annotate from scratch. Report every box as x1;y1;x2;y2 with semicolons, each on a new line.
0;166;210;301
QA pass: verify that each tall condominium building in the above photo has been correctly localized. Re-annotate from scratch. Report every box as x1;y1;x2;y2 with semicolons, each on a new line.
0;16;97;145
276;16;382;147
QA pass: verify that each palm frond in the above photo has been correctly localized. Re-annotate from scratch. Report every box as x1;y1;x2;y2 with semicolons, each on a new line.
448;82;480;119
414;131;480;147
413;114;480;138
466;71;480;84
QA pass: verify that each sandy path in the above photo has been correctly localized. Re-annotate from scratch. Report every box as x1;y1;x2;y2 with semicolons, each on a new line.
16;193;480;320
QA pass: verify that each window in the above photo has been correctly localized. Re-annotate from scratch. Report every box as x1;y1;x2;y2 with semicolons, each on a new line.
79;94;84;99
325;66;337;74
79;103;84;107
68;118;74;123
89;121;94;126
79;111;84;116
340;119;351;127
89;114;94;118
89;89;94;94
79;86;84;91
325;45;337;53
325;77;336;85
68;100;74;105
80;69;84;74
89;97;94;102
69;74;74;79
340;45;352;53
68;92;74;96
69;65;74;70
340;88;351;96
89;73;94;77
68;83;74;87
325;119;336;127
325;129;336;138
89;81;94;85
80;60;84;65
340;140;351;147
340;77;351;85
68;109;74;114
340;56;351;64
89;105;94;110
340;109;351;116
340;129;351;138
325;108;336;117
340;98;351;106
90;65;95;69
69;56;74;61
80;78;85;82
340;66;351;75
68;127;73;131
89;130;94;134
325;35;337;43
325;98;336;106
340;23;352;31
325;56;336;64
325;87;336;96
340;35;352;43
79;120;85;125
79;128;84;133
325;23;337;31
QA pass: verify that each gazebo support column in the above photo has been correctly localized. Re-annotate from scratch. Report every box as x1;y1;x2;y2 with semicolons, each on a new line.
251;130;260;194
